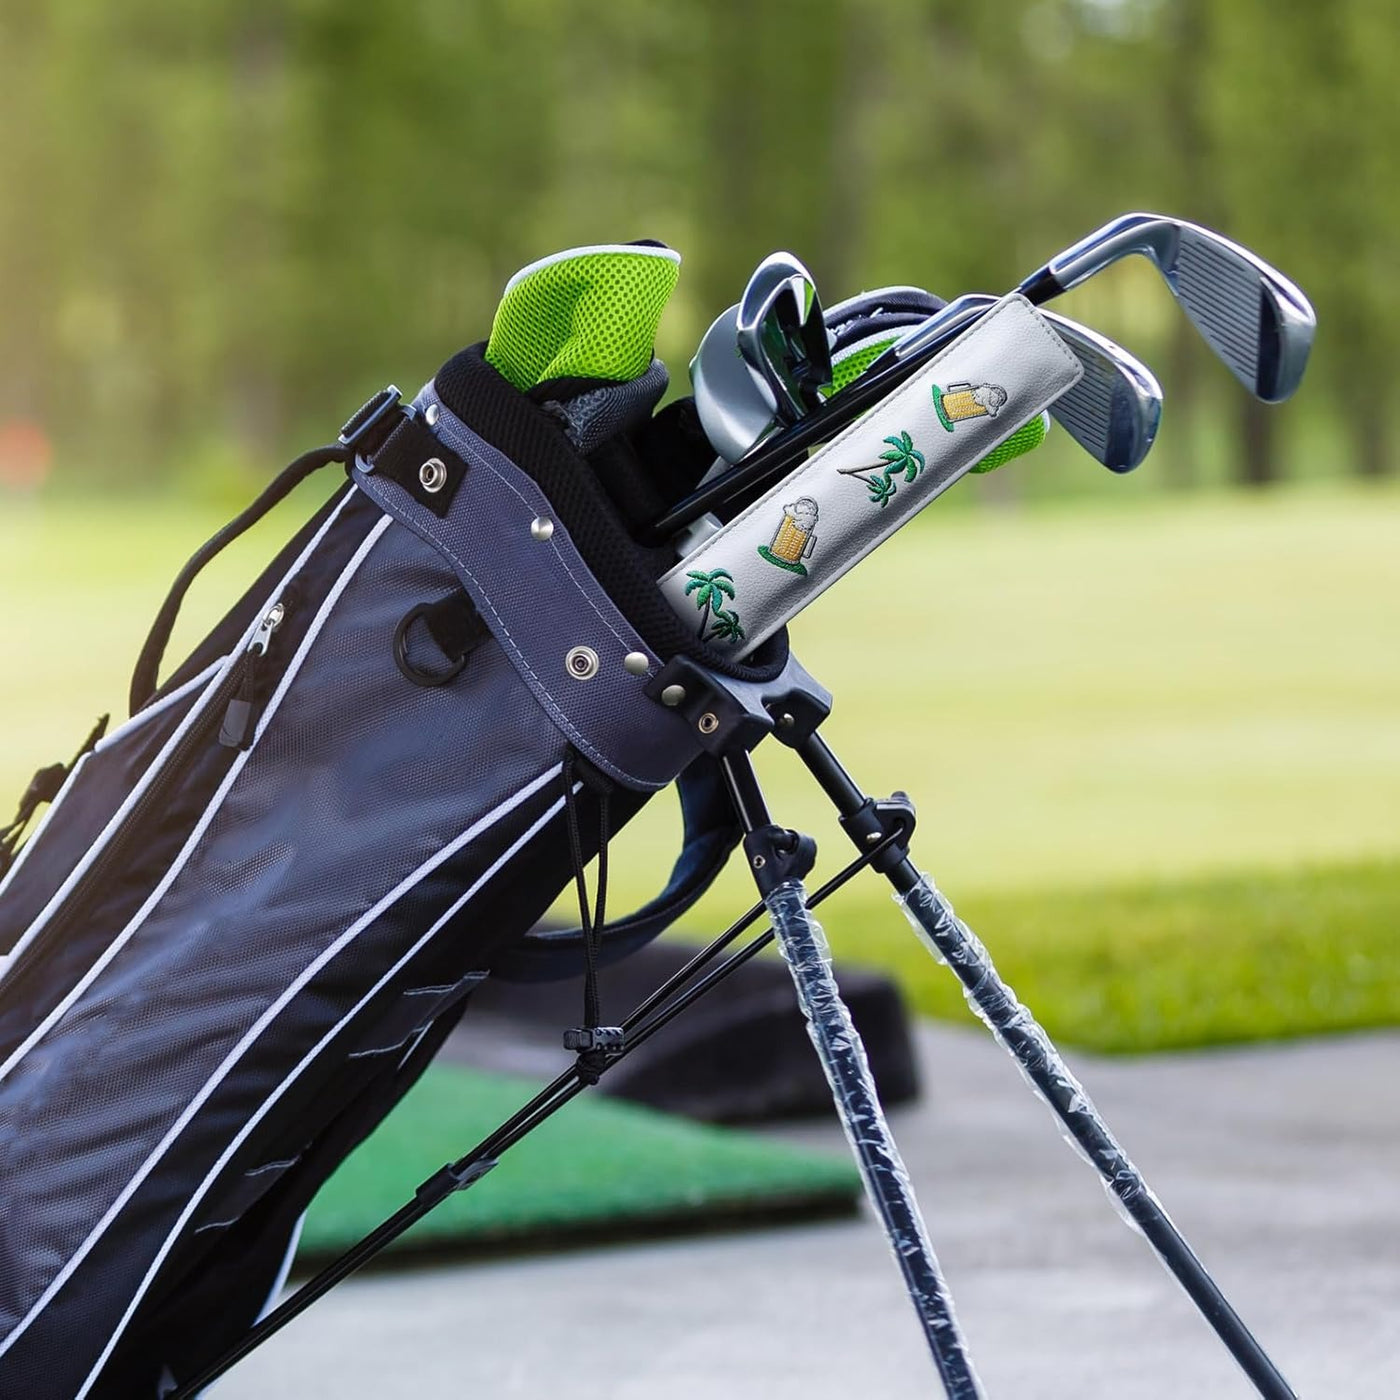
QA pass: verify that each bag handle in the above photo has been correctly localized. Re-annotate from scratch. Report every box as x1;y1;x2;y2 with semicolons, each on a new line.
129;385;409;714
128;443;348;715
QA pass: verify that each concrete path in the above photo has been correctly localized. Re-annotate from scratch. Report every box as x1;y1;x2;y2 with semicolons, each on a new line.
221;1024;1399;1398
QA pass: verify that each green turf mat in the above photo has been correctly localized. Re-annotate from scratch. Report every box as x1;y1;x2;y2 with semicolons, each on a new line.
298;1065;859;1266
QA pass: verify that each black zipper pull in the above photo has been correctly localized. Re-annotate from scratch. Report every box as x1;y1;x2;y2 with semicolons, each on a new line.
219;602;285;750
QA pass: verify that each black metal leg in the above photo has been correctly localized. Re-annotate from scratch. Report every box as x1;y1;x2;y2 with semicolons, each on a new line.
797;732;1299;1400
720;752;985;1400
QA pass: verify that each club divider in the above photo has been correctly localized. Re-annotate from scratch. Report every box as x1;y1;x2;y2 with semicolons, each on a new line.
166;828;909;1400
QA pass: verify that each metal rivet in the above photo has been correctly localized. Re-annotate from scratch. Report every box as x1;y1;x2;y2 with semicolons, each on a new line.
752;854;767;870
660;684;686;708
777;712;796;729
424;402;440;427
530;516;555;542
697;712;719;735
623;651;650;676
865;831;881;846
419;457;448;493
565;645;599;681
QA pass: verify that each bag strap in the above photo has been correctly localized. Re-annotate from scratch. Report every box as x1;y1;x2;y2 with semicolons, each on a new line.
490;753;740;983
128;442;352;715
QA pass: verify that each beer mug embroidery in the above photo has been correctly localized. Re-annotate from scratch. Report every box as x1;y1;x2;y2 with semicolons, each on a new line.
757;497;819;576
932;380;1008;432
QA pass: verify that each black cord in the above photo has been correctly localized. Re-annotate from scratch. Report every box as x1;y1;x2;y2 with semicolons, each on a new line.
128;443;347;715
163;824;905;1400
0;714;109;879
561;751;613;1080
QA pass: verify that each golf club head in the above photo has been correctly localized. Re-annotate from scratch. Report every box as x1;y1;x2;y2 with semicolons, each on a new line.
690;304;785;464
736;253;833;423
1020;213;1315;403
956;293;1162;472
1043;311;1161;472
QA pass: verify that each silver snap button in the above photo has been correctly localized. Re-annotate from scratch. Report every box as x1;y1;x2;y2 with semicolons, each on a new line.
697;712;719;735
623;651;650;676
660;684;686;707
424;402;441;427
530;516;555;541
565;645;600;681
419;458;448;493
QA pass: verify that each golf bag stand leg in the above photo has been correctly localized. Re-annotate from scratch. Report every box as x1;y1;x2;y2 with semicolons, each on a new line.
795;731;1299;1400
717;750;985;1400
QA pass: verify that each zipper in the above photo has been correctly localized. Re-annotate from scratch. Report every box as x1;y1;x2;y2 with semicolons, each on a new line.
219;602;286;750
0;599;289;1007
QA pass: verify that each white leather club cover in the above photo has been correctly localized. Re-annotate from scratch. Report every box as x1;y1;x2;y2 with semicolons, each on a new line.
661;294;1083;656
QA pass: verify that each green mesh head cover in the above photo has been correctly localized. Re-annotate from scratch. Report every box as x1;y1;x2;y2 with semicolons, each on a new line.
830;332;1049;473
485;244;681;390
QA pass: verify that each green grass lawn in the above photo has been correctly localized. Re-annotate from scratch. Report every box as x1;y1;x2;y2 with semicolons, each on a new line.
830;856;1400;1053
2;480;1397;1050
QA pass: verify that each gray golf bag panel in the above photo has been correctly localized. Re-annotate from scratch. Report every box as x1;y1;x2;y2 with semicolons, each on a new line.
0;360;742;1397
353;380;700;791
0;485;381;964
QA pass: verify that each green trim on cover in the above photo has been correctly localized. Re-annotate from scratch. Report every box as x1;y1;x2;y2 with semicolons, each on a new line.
829;336;897;394
970;413;1049;473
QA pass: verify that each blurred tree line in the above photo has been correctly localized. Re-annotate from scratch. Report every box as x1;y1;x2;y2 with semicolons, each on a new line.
0;0;1393;492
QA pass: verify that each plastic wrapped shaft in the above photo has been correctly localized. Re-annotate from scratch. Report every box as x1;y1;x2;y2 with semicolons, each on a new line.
896;873;1297;1400
764;879;984;1400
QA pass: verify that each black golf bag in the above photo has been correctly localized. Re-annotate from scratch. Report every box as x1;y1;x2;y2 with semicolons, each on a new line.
0;247;808;1398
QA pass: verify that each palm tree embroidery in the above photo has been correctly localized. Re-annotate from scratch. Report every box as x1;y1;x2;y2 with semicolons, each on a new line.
838;430;925;507
707;608;745;644
683;568;744;644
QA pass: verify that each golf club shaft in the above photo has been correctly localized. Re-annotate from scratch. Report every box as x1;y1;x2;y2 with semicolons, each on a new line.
798;734;1299;1400
648;311;961;541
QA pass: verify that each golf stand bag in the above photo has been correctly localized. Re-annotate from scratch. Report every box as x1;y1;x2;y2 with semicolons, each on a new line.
0;235;1308;1399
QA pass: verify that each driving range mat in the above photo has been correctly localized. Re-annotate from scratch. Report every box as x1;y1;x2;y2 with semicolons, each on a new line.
298;1064;860;1268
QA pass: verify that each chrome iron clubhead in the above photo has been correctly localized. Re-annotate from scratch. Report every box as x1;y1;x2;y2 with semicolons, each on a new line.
735;252;833;423
690;304;782;465
1017;212;1315;403
1044;311;1161;472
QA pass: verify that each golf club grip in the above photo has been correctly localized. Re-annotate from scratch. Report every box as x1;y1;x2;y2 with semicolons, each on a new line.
658;297;1082;658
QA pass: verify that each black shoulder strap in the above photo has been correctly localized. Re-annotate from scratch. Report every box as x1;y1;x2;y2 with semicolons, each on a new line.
128;443;350;715
490;755;740;983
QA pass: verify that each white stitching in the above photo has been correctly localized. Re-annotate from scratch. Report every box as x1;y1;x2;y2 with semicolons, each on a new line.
0;490;366;996
0;516;393;1085
67;781;566;1397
